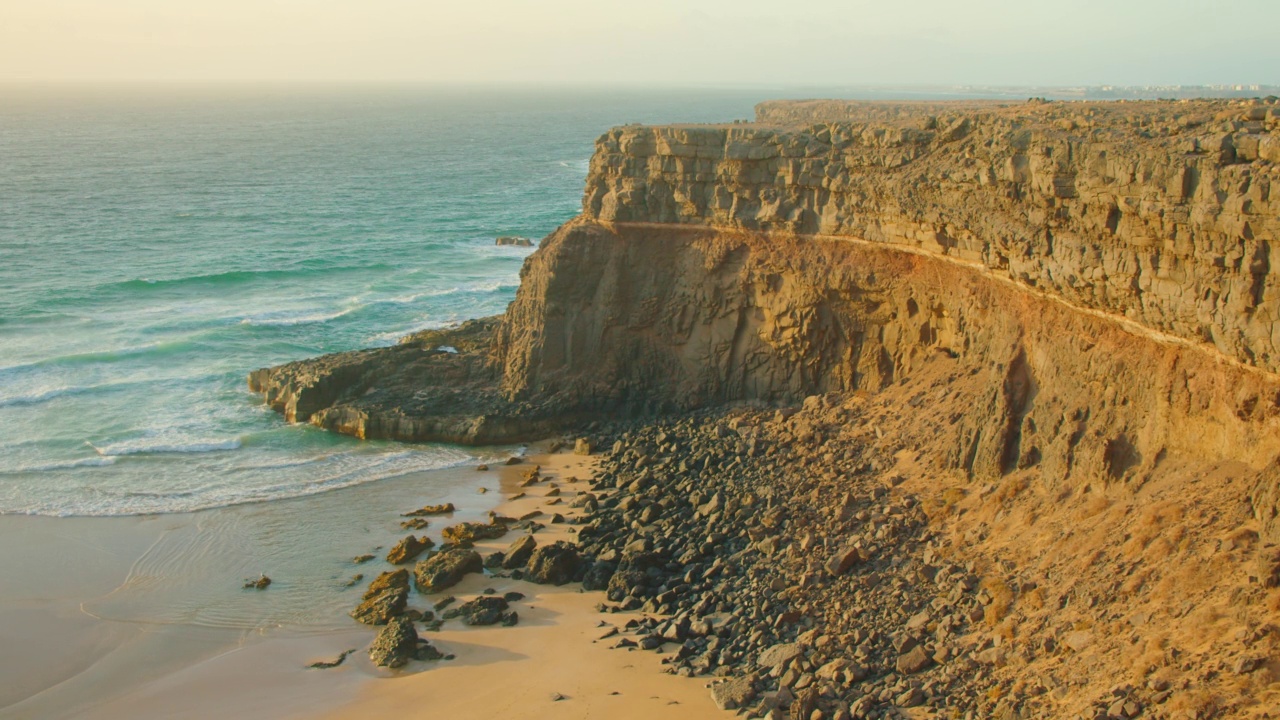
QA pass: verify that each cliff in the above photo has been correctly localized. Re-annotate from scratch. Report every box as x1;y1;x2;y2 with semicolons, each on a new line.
587;99;1280;371
249;97;1280;717
252;98;1280;475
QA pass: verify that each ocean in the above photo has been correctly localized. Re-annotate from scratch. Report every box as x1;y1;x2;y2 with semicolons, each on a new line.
0;86;770;516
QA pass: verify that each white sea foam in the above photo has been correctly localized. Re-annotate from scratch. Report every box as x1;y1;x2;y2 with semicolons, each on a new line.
0;377;167;408
13;456;118;473
12;445;477;516
238;306;359;327
366;319;455;346
0;386;82;408
89;438;243;457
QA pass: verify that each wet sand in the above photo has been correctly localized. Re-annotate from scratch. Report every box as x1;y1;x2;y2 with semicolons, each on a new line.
0;449;512;719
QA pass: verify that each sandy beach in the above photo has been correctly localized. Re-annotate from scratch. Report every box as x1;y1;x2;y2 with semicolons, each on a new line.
0;447;723;719
321;451;720;720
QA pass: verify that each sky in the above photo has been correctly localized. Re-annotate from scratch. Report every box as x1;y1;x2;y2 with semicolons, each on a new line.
2;0;1278;87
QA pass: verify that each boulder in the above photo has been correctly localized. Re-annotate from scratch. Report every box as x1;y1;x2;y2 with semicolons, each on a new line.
757;642;802;669
525;541;582;585
442;521;508;545
825;544;866;576
414;548;483;593
1064;630;1095;651
816;658;867;683
351;569;410;625
581;561;616;591
386;535;433;565
896;645;932;674
446;596;518;626
710;676;756;711
501;534;537;569
369;616;418;668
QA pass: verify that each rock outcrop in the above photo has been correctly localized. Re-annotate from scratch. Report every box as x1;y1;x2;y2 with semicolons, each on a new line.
250;98;1280;461
350;569;410;625
368;616;418;668
413;548;483;594
251;97;1280;511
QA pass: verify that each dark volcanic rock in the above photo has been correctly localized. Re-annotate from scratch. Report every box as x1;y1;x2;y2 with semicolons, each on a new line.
581;561;616;591
447;596;518;626
351;569;410;625
525;541;582;585
369;616;418;668
414;548;483;593
386;535;433;565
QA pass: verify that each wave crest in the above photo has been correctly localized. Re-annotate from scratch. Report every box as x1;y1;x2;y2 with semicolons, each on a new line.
88;439;242;457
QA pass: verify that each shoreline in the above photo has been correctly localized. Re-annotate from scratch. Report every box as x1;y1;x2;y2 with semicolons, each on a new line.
0;444;723;720
0;447;517;719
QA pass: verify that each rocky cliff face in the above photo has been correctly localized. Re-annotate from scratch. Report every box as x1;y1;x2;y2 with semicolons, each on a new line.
495;218;1280;483
251;96;1280;505
585;99;1280;372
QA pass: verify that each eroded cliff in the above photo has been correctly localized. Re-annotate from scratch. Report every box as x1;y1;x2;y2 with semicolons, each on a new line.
252;97;1280;484
587;99;1280;371
249;97;1280;718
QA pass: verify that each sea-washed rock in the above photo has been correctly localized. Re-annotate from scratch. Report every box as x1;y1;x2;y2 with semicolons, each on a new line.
351;569;410;625
581;561;615;591
386;535;434;564
369;616;418;668
442;521;508;545
757;642;801;669
710;676;756;711
243;574;271;590
402;503;456;517
414;548;483;593
308;649;356;669
495;236;534;247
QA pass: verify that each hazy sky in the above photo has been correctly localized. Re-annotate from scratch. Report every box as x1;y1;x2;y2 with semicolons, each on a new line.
3;0;1278;86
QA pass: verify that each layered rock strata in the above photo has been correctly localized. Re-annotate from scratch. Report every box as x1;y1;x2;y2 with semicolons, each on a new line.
588;99;1280;371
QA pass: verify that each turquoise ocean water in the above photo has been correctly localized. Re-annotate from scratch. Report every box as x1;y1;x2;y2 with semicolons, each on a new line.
0;86;769;516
